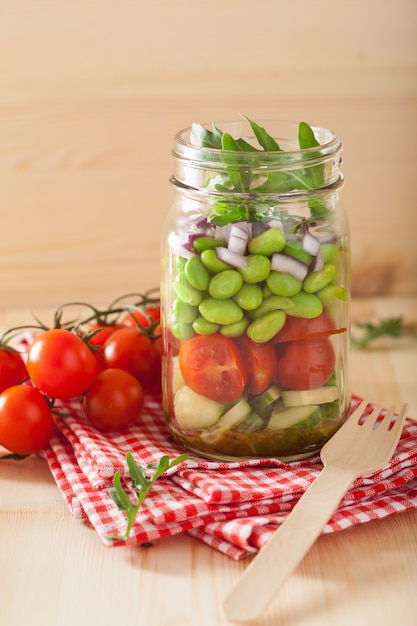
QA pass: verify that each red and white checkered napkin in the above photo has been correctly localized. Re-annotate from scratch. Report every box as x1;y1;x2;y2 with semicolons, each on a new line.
43;394;417;560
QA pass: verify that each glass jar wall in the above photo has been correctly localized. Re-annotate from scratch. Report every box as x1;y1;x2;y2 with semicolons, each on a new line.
161;119;350;461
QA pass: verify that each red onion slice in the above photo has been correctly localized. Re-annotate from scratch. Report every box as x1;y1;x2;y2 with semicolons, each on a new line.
228;224;249;255
310;247;324;272
216;246;248;269
303;231;321;256
271;253;308;281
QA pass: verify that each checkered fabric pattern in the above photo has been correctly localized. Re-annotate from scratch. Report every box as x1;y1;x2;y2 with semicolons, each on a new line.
42;393;417;560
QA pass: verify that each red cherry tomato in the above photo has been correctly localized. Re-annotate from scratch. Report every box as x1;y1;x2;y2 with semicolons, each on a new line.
103;327;161;390
83;368;144;433
0;385;55;454
122;307;160;332
87;324;123;354
27;329;98;399
274;337;335;390
0;349;28;394
178;334;247;403
236;335;276;396
273;310;345;343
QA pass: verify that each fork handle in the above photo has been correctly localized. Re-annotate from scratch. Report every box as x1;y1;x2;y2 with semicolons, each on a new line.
223;467;355;623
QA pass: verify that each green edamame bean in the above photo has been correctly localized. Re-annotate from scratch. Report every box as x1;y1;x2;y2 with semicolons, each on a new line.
247;310;286;343
172;299;198;324
220;317;249;338
287;291;323;318
171;320;195;341
192;316;220;335
208;270;243;299
248;227;286;256
321;243;339;264
193;237;227;252
172;272;203;306
175;256;187;272
251;295;295;319
200;248;232;273
317;285;348;307
233;284;263;310
184;256;210;291
199;298;243;325
266;271;302;297
283;241;313;265
303;263;338;293
238;254;271;283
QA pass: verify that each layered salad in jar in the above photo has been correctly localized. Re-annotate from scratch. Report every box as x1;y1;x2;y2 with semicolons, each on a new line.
162;117;350;461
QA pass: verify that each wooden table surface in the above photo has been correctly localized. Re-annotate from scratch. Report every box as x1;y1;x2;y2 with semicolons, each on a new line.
1;296;417;626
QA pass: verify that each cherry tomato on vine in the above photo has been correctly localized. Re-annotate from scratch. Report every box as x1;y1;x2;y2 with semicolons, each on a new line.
87;324;123;354
236;335;276;396
178;334;247;403
27;329;98;399
83;368;145;433
0;385;55;454
274;337;335;390
103;327;161;390
0;348;28;394
122;306;160;332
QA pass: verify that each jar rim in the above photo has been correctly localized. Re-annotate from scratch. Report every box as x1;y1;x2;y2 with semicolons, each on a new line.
173;119;342;165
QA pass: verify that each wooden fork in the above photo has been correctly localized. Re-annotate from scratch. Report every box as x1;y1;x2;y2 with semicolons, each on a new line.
223;400;408;623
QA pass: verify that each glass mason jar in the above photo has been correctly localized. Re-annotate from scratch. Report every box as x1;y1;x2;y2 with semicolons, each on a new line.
161;119;350;461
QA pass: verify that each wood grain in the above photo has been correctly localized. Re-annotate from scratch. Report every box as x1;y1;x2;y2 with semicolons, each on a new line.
0;1;416;307
0;296;416;626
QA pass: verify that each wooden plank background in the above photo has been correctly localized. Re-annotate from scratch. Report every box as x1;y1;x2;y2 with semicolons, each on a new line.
1;0;416;309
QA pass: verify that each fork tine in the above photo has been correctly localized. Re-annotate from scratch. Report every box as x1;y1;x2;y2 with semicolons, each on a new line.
360;404;383;430
377;405;397;431
389;403;408;437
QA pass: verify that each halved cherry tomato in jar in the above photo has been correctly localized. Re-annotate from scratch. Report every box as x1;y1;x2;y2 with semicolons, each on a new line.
103;327;161;390
83;368;144;433
0;349;28;394
274;336;335;390
236;335;276;396
178;334;247;403
0;385;55;454
273;310;345;343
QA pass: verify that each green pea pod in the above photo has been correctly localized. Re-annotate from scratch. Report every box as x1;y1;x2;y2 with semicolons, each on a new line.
238;254;271;283
192;316;220;335
247;310;286;343
172;299;198;324
172;274;203;306
287;291;323;318
248;228;286;257
184;256;210;291
233;284;263;311
220;317;250;338
252;295;295;319
193;237;227;252
200;248;233;273
266;271;302;297
209;270;243;299
199;298;243;325
171;320;195;341
303;263;338;293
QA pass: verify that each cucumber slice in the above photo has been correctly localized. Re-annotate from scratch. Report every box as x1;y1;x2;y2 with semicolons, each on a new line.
236;412;265;433
251;384;281;413
216;398;252;429
281;386;338;407
267;404;322;430
174;386;224;430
